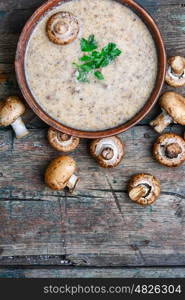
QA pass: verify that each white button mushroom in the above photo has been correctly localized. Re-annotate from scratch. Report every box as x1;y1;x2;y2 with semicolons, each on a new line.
90;136;125;168
153;133;185;167
128;173;160;206
45;156;79;193
0;96;29;138
48;127;80;152
150;92;185;133
165;56;185;87
46;12;80;45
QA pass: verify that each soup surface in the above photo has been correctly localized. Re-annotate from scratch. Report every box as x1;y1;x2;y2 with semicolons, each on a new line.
25;0;158;131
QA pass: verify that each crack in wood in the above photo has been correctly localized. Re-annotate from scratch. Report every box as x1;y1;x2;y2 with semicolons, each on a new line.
161;191;185;200
1;191;185;201
58;195;67;257
89;188;128;193
0;255;73;266
130;244;147;264
89;189;185;201
0;198;50;201
137;249;146;265
104;175;122;215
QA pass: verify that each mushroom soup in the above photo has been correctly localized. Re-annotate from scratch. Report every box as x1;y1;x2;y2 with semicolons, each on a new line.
25;0;158;131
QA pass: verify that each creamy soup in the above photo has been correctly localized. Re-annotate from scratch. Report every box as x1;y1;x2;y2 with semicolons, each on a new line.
25;0;158;131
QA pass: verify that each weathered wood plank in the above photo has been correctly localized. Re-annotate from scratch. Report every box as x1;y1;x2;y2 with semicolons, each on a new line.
0;255;70;265
0;0;45;10
0;127;185;265
0;63;19;98
0;200;66;256
65;193;185;266
138;0;185;6
0;267;185;278
0;0;184;11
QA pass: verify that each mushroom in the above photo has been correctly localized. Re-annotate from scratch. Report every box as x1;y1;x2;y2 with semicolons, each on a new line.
0;96;29;138
45;155;79;192
150;92;185;133
165;56;185;87
128;173;160;206
90;136;125;168
48;127;80;152
153;133;185;167
46;12;80;45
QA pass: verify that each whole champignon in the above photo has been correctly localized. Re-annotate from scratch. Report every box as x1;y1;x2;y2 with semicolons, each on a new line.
90;136;125;168
153;133;185;167
128;173;160;206
0;96;29;138
150;92;185;133
46;12;80;45
48;127;80;152
165;56;185;87
45;156;79;192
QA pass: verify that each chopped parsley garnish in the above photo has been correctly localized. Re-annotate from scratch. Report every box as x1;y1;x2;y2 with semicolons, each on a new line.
73;35;122;82
94;70;104;80
80;34;98;52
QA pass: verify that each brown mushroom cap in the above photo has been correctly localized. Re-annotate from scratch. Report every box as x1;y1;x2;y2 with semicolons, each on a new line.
45;156;77;190
160;92;185;125
128;173;160;206
90;136;125;168
165;56;185;87
0;96;25;127
48;127;80;152
153;133;185;167
46;12;79;45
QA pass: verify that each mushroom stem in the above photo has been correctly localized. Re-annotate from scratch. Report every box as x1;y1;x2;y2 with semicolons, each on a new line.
54;21;68;34
66;174;79;193
129;185;148;202
59;133;70;141
169;67;184;79
11;117;29;139
165;143;182;159
95;139;119;165
101;147;114;160
150;110;173;133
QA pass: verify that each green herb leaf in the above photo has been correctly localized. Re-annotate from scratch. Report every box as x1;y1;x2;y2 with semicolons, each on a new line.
80;35;98;52
100;43;122;66
73;35;122;83
78;63;93;72
77;70;89;83
94;71;104;80
80;55;92;62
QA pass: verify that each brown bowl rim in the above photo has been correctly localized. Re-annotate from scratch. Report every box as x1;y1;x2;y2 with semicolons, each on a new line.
15;0;166;139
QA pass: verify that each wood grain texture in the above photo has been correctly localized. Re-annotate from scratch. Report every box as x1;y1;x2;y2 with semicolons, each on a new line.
0;0;185;268
0;201;66;256
0;267;185;278
0;127;185;266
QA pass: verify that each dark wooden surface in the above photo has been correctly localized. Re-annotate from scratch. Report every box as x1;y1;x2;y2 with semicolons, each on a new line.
1;267;185;278
1;0;185;278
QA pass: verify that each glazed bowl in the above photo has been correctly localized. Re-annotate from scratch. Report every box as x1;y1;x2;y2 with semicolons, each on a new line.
15;0;166;139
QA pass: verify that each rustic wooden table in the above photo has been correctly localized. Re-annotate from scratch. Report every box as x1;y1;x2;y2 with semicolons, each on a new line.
0;0;185;278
